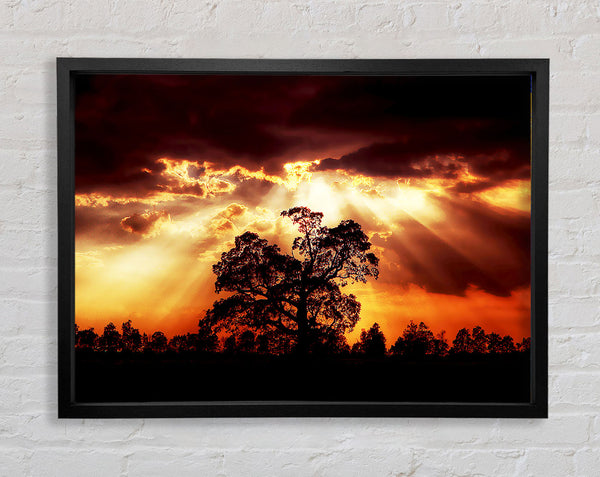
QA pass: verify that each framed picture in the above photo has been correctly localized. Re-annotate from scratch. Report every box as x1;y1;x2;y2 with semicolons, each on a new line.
58;58;548;418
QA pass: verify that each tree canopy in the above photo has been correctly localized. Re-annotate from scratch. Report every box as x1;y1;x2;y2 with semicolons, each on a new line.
352;322;387;357
205;206;379;354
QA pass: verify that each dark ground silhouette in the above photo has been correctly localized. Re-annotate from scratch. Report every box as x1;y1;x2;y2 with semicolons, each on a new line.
75;319;530;403
76;351;529;403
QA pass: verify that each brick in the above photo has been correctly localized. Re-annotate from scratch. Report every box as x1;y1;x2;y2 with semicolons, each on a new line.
1;298;55;336
409;3;453;31
552;71;600;107
587;113;600;145
549;298;600;328
453;2;501;33
0;449;32;477
162;2;218;31
0;37;68;66
64;0;113;30
551;332;600;369
30;450;122;477
552;373;600;407
105;1;165;32
65;37;178;58
549;146;600;186
0;376;48;413
0;267;56;300
63;419;147;445
573;34;600;67
549;226;581;257
13;69;55;105
308;2;357;33
310;447;414;476
479;37;575;71
549;189;598;220
12;0;66;31
0;188;57;227
356;4;402;33
0;335;57;372
127;449;223;476
551;113;587;143
548;261;600;298
575;448;600;476
390;38;482;57
520;449;576;476
582;227;600;256
493;415;590;445
414;449;523;477
222;448;414;477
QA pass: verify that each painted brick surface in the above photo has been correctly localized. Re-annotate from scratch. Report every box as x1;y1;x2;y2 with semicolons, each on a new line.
0;0;598;475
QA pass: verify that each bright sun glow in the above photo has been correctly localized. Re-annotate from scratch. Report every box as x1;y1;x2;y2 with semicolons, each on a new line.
76;157;530;342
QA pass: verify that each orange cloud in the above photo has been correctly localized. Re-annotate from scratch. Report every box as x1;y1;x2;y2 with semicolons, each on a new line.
120;210;170;238
218;203;247;220
76;167;530;343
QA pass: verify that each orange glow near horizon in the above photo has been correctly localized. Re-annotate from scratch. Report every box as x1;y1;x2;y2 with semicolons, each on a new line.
75;156;531;344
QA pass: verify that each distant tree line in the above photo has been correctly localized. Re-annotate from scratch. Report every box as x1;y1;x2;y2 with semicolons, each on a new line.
75;319;530;358
353;321;530;358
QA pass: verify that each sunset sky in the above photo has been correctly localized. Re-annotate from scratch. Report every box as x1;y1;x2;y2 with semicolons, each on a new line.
74;74;531;343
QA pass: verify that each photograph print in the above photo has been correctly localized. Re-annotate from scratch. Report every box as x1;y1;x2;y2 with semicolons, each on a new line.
72;71;534;408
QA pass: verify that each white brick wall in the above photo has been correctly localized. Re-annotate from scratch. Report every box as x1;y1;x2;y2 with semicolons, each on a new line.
0;0;598;475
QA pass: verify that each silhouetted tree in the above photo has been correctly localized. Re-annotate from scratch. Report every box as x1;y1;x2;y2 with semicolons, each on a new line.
184;333;200;352
471;326;487;354
431;330;450;357
516;337;531;352
196;318;219;353
238;330;256;353
500;335;516;353
486;332;503;354
121;320;142;352
141;332;150;351
169;334;189;352
150;331;168;352
256;334;271;354
391;321;435;358
223;335;237;354
353;322;387;357
313;330;351;355
452;328;472;354
206;207;379;354
76;327;98;350
99;322;122;352
389;335;406;356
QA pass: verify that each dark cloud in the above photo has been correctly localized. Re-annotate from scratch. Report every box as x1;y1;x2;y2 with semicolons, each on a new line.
167;182;208;198
377;222;505;296
75;75;317;195
314;124;529;187
450;180;497;194
120;210;169;237
76;203;143;246
337;198;528;297
290;76;530;129
370;197;529;297
316;141;463;179
295;75;530;187
226;176;280;208
75;74;530;196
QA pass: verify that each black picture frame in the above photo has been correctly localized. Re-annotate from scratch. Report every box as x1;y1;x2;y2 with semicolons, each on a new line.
57;58;548;418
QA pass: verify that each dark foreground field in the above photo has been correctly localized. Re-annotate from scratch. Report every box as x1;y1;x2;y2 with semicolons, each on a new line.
75;351;530;403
